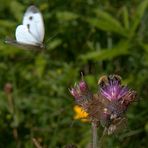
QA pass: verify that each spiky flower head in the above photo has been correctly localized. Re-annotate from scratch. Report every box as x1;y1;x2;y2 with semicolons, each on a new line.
98;75;137;132
99;75;128;101
70;74;137;134
69;80;93;106
99;75;136;107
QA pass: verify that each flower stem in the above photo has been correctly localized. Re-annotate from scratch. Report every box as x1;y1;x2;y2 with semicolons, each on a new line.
92;122;98;148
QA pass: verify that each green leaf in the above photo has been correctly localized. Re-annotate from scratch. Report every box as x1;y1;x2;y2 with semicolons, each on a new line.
141;43;148;53
10;1;24;21
35;54;47;78
141;44;148;65
122;6;130;30
80;40;130;61
0;20;16;28
56;11;79;21
145;122;148;133
0;42;22;55
47;39;62;51
87;9;126;36
85;75;96;88
130;0;148;37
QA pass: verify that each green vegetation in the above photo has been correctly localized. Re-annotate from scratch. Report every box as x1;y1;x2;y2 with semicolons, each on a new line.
0;0;148;147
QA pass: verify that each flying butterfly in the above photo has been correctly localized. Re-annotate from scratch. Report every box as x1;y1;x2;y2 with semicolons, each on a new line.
5;5;45;50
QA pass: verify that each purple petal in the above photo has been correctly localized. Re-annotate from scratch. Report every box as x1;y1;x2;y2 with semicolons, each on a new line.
118;86;129;98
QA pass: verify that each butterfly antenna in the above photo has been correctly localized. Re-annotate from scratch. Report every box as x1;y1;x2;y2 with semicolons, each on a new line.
46;32;59;44
44;32;59;49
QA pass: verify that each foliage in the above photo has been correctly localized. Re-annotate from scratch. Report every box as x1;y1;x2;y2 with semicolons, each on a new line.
0;0;148;147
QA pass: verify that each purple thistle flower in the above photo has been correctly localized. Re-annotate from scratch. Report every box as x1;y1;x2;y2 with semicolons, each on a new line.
100;75;130;101
99;75;137;122
69;74;137;132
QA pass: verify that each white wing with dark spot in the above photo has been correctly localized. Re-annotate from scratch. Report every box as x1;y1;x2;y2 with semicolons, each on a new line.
15;5;45;46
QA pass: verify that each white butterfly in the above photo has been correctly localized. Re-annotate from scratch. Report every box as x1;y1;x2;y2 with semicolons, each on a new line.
6;5;45;50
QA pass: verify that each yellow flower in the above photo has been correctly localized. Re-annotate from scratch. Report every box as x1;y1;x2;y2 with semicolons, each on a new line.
74;105;89;122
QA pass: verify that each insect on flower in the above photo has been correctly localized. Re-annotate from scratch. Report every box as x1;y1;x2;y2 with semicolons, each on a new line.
98;74;137;134
99;75;137;110
69;74;137;135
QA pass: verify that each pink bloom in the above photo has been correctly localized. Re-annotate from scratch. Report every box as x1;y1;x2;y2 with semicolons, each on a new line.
99;75;137;119
100;75;129;101
69;80;92;103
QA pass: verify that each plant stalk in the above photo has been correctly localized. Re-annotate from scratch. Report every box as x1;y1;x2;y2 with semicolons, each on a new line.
92;122;98;148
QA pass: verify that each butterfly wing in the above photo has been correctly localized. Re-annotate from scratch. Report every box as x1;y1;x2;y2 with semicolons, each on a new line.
5;38;44;51
15;5;45;46
15;25;40;45
23;5;45;43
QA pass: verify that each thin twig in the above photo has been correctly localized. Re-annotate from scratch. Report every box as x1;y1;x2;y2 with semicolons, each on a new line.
32;138;42;148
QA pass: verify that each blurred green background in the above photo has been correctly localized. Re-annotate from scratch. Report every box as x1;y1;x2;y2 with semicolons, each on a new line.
0;0;148;147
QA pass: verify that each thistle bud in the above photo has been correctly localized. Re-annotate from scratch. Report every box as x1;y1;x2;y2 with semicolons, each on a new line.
69;88;80;99
69;79;92;107
4;83;13;94
79;80;88;93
